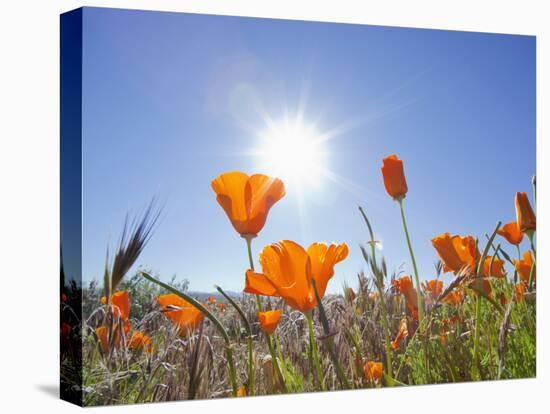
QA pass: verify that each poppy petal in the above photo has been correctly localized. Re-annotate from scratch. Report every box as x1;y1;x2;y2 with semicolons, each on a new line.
244;270;278;296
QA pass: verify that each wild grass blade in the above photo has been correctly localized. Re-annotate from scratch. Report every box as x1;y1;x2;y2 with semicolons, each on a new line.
311;278;351;389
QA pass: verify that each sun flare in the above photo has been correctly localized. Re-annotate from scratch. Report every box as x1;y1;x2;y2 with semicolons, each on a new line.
255;119;328;188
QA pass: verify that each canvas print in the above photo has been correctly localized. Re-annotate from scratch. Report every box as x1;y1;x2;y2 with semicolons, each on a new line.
60;7;536;407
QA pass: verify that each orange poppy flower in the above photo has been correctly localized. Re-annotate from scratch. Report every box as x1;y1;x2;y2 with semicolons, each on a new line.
515;282;526;303
345;287;357;302
393;276;418;319
211;172;286;239
237;386;247;397
468;278;492;298
257;310;282;335
438;333;448;346
441;289;463;306
128;331;153;353
364;361;384;383
381;155;408;201
497;221;524;245
368;292;379;302
482;256;505;278
208;296;216;305
391;317;409;350
244;240;348;313
158;294;205;337
101;290;130;321
515;192;536;234
392;276;410;293
96;325;126;353
513;251;535;285
217;302;226;312
98;291;131;351
423;279;443;300
96;326;110;353
95;320;130;353
449;235;479;272
432;233;479;276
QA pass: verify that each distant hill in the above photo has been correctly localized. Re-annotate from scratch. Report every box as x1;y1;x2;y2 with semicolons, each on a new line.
186;290;242;301
186;291;342;302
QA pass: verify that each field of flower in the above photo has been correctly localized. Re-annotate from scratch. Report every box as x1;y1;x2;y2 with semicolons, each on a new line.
60;155;536;406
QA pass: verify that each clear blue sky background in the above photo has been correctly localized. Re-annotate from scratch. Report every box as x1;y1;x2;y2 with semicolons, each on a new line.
80;7;535;293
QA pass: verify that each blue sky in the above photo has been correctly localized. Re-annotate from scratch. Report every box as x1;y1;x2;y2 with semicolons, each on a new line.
80;7;535;293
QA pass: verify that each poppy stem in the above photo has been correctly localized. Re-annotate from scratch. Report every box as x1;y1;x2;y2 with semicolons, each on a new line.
266;333;288;392
394;314;431;379
376;287;393;378
359;206;393;378
527;232;536;261
472;296;483;380
215;285;255;396
243;238;285;391
437;340;458;382
273;333;289;382
472;222;501;381
527;232;536;290
225;346;239;396
140;272;239;396
358;206;378;267
398;200;424;323
245;236;255;270
305;311;326;390
245;237;265;312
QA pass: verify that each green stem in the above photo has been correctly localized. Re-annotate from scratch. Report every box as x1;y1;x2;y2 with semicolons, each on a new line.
245;236;255;269
438;340;458;382
527;234;536;289
471;222;501;380
306;312;325;390
247;338;255;395
472;296;483;380
273;333;289;382
485;233;514;266
245;237;264;312
527;232;536;260
398;200;424;322
358;206;378;268
474;222;501;279
243;237;285;391
394;314;432;380
326;339;350;389
215;285;255;396
266;333;287;392
225;346;238;396
255;295;264;312
376;284;394;378
359;206;393;377
140;272;238;396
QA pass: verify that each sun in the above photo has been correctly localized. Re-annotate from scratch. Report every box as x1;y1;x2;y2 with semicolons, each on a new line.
255;118;328;189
